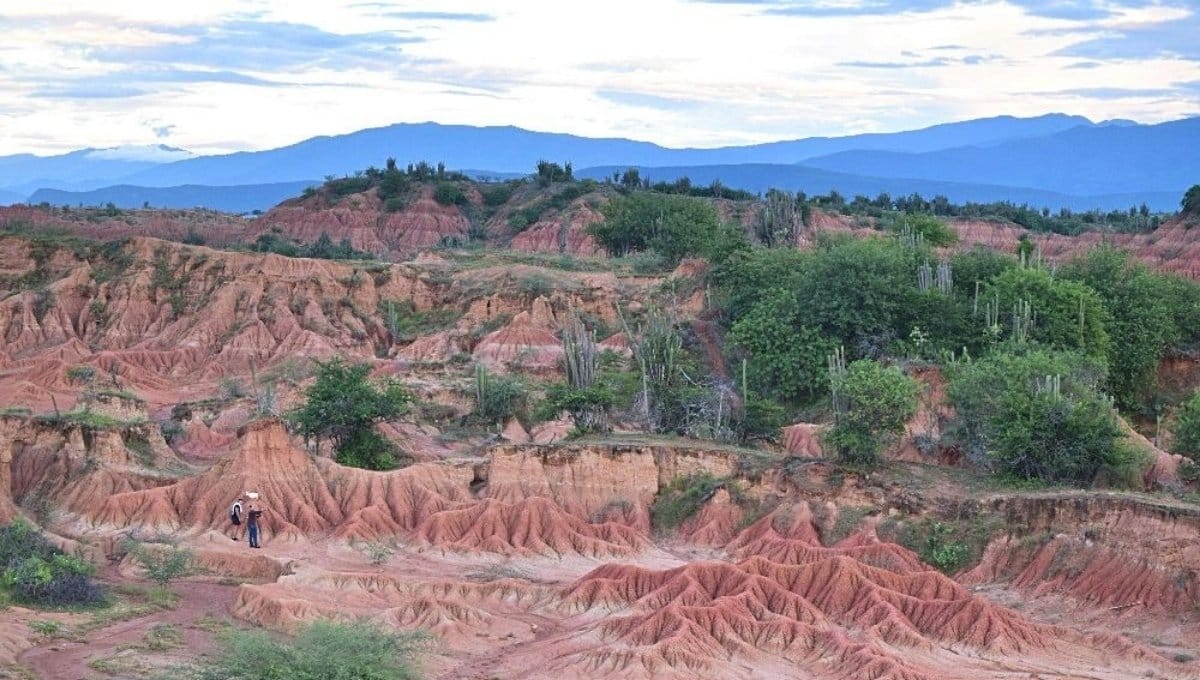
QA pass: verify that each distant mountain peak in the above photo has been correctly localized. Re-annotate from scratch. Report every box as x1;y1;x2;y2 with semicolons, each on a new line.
84;145;195;163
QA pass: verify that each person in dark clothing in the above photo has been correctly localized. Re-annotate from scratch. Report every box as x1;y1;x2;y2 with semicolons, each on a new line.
246;503;266;549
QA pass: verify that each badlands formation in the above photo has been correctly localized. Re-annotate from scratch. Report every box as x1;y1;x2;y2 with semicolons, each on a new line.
0;182;1198;680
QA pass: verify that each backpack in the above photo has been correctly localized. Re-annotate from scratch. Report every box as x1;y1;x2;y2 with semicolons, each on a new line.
230;501;243;525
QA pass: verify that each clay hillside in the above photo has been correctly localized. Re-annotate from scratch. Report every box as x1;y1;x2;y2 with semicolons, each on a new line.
2;167;1200;680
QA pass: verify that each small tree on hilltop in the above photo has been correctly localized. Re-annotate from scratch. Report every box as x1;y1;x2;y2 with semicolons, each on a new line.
289;358;411;470
1183;185;1200;218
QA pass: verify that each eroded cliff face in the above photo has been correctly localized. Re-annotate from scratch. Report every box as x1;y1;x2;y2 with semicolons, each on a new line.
2;413;1195;679
962;493;1200;611
0;235;655;411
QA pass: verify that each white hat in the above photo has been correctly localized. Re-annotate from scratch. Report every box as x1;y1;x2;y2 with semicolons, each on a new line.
246;492;260;500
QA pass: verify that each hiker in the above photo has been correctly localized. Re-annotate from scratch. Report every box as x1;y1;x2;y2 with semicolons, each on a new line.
229;497;244;541
246;499;266;549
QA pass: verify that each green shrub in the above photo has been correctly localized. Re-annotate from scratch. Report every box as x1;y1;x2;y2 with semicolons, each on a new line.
590;192;726;264
0;521;104;607
891;213;957;247
947;348;1133;485
289;358;412;470
472;364;526;425
183;619;423;680
824;359;919;467
433;182;467;206
735;394;787;443
481;182;517;207
128;540;193;592
985;267;1111;358
1172;390;1200;460
728;289;836;404
379;299;460;343
66;365;97;385
533;381;617;433
1061;246;1180;410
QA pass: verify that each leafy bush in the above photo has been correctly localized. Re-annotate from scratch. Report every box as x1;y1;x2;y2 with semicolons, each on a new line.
183;619;423;680
1061;247;1188;410
791;237;923;358
590;192;726;264
481;182;518;207
472;364;527;425
1172;390;1200;460
534;381;618;433
728;289;836;404
0;521;104;607
734;394;787;443
824;359;919;466
985;266;1110;358
128;541;193;592
946;348;1133;485
289;358;412;470
66;365;97;385
891;213;957;246
433;182;467;206
379;299;460;343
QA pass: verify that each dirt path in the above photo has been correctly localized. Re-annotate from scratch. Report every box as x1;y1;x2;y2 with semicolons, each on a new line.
19;580;238;680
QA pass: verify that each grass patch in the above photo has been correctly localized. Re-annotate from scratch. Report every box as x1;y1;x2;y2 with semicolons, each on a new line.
879;512;1008;575
87;651;148;677
27;619;63;638
141;623;184;651
378;299;460;343
34;409;144;429
823;506;873;546
465;563;532;582
176;619;425;680
651;473;725;531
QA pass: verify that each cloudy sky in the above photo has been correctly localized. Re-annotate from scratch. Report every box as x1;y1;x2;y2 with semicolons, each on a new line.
1;0;1198;155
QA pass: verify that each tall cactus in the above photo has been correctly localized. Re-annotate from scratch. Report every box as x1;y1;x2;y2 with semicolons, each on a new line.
827;346;848;420
935;260;953;293
1012;298;1034;344
562;313;598;389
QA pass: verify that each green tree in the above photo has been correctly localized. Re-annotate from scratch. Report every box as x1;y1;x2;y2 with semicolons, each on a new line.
794;237;921;357
1181;184;1200;216
289;358;411;470
1061;246;1177;410
1172;390;1200;459
824;359;919;466
728;289;836;404
590;193;725;264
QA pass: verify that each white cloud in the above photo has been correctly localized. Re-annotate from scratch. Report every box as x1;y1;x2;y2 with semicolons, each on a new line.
0;0;1196;155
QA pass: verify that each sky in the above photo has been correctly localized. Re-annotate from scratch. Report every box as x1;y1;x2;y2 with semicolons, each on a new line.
1;0;1198;156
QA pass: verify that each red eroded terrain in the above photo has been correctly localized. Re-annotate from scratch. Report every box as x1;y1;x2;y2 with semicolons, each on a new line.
1;188;1199;679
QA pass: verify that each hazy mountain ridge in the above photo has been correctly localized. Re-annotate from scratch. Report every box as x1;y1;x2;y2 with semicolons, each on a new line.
27;180;317;214
1;114;1195;212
